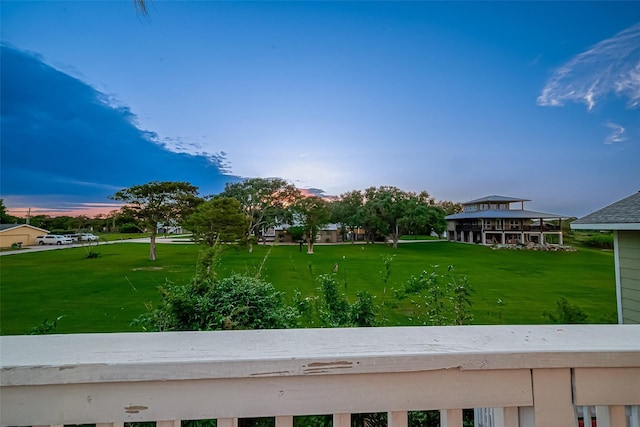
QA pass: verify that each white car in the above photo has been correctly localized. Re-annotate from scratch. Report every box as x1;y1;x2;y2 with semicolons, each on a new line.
78;233;99;241
36;235;74;245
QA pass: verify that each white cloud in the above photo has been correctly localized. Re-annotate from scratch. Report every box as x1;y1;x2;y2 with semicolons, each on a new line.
604;122;626;144
538;23;640;110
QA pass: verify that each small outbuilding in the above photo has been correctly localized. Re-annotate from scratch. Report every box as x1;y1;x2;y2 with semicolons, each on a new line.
0;224;50;248
571;191;640;324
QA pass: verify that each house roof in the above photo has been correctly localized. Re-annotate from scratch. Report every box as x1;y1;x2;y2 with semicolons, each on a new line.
0;224;49;233
463;195;530;205
571;192;640;231
446;209;565;220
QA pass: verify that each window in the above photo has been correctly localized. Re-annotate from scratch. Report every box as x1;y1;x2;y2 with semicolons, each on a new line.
480;203;488;210
510;220;520;230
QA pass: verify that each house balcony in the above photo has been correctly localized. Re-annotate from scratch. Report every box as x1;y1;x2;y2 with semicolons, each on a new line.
1;325;639;427
455;226;561;233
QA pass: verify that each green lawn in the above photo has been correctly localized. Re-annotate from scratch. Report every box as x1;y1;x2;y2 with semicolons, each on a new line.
0;241;617;335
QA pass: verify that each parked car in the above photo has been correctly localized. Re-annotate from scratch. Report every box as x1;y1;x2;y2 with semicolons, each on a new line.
78;233;99;241
36;235;74;245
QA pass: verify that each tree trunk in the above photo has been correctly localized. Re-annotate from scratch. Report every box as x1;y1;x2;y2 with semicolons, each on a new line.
149;230;157;261
392;224;399;249
306;231;314;254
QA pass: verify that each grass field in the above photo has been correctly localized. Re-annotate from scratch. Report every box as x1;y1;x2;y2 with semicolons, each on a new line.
0;241;617;335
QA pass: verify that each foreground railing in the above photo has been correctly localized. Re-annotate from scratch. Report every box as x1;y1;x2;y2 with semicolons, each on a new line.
1;325;639;427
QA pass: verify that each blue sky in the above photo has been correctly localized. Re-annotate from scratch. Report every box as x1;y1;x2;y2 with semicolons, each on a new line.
1;1;639;217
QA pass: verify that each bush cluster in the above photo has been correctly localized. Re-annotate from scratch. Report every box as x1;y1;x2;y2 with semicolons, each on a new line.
582;233;614;249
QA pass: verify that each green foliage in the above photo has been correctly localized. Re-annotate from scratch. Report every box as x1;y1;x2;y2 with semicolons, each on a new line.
331;190;365;242
82;240;101;259
286;225;305;241
85;250;101;259
0;199;19;223
292;196;332;254
543;297;589;324
110;181;201;260
185;197;249;246
119;223;143;233
310;274;379;327
395;265;474;326
582;233;614;249
220;178;301;250
359;187;445;247
30;316;64;335
294;415;331;427
316;274;352;326
134;248;298;331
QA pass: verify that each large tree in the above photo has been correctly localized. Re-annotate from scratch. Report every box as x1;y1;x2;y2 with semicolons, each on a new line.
362;186;413;248
293;196;331;254
184;197;250;247
110;181;201;260
361;187;445;248
331;190;364;243
0;199;19;224
219;177;300;252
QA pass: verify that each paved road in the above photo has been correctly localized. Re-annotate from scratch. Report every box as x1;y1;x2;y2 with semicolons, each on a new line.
0;235;195;256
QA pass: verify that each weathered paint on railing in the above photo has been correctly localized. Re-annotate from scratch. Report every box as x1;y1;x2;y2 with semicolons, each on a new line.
1;325;639;427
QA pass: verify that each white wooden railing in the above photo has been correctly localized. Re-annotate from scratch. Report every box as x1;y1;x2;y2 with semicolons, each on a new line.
1;325;639;427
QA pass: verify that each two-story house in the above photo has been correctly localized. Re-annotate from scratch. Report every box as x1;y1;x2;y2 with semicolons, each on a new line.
445;195;566;245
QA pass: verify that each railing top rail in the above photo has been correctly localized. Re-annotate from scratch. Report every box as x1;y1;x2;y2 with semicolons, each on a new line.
2;325;639;386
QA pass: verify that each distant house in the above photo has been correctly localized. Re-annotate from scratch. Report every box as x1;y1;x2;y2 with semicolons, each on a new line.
0;224;50;248
445;195;566;245
157;222;183;235
571;191;640;324
273;223;343;243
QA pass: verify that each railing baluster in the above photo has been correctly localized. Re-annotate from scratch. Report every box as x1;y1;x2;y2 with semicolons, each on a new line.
608;405;627;427
388;411;408;427
631;405;639;427
275;416;293;427
494;407;519;427
581;406;592;426
440;408;463;427
595;405;612;427
518;407;534;427
333;413;350;427
532;369;575;426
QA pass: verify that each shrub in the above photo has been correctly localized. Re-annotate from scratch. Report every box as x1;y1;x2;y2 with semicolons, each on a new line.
582;233;614;249
134;273;298;331
287;226;305;241
543;297;589;324
30;316;64;334
394;265;474;326
119;223;142;233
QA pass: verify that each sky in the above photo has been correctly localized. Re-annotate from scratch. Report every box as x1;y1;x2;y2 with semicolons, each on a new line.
1;1;639;218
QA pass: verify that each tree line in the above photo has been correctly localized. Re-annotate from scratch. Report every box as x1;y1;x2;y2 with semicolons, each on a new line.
108;179;462;260
2;179;462;260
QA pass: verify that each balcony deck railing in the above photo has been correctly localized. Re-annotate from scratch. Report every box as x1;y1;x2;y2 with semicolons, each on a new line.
454;226;561;232
1;325;639;427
